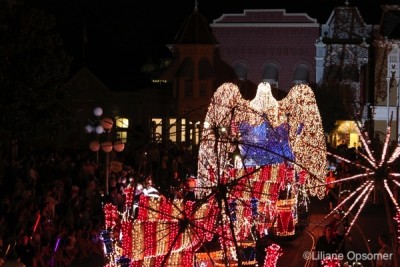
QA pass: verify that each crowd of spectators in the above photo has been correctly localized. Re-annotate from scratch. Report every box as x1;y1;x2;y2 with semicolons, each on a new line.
0;141;197;267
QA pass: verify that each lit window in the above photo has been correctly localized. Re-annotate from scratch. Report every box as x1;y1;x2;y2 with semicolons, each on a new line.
152;118;163;143
181;118;186;142
116;117;129;128
116;131;128;143
195;121;201;144
115;117;129;143
169;118;177;142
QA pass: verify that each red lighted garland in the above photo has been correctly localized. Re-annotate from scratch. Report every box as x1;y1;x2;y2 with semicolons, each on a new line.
264;243;283;267
104;203;118;229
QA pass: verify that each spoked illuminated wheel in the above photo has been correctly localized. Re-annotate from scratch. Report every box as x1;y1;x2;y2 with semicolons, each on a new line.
100;82;328;267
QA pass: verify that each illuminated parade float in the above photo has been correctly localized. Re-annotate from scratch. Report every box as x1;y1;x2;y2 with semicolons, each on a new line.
101;82;328;266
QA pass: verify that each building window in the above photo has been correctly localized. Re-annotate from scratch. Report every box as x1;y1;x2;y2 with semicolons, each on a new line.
199;82;207;97
116;117;129;143
169;118;177;142
293;64;309;84
181;118;186;142
234;63;248;81
195;121;201;144
152;118;162;143
116;117;129;128
116;131;128;143
262;63;279;86
270;82;279;89
184;80;193;97
151;117;200;144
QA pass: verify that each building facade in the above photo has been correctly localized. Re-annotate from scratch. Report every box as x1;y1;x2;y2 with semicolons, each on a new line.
210;9;319;92
316;3;373;148
67;3;398;153
372;4;400;146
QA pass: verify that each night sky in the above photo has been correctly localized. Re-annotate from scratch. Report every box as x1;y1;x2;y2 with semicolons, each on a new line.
34;0;385;89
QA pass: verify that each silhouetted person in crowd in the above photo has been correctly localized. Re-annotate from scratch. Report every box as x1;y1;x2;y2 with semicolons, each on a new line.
325;171;337;211
66;185;82;229
315;224;340;267
329;211;349;253
376;234;393;267
337;139;348;154
2;248;26;267
15;234;35;267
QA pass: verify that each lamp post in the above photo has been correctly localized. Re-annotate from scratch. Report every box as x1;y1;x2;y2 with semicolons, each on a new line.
86;107;125;196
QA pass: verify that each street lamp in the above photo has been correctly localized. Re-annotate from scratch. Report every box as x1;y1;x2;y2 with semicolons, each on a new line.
86;107;125;196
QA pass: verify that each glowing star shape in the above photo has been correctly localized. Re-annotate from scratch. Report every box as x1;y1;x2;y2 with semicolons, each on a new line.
314;114;400;242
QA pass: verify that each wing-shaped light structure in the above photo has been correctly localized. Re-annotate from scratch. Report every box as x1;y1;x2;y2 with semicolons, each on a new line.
278;83;327;198
196;82;249;196
197;82;327;199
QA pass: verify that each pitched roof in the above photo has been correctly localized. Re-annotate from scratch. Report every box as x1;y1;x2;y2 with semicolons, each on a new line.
173;8;218;44
322;4;373;42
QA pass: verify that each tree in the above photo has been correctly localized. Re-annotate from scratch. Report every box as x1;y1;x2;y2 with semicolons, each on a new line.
0;0;74;153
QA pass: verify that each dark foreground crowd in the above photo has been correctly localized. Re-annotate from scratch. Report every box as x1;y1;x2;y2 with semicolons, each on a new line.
1;139;387;267
0;142;196;267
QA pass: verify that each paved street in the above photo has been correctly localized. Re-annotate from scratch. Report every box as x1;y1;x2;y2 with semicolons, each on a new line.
275;196;394;267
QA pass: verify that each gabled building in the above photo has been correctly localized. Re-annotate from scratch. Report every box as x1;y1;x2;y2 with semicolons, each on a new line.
316;2;374;148
158;4;241;145
372;4;400;145
157;6;321;147
66;2;394;152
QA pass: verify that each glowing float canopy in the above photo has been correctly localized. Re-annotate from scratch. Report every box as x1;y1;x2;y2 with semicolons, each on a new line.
99;82;329;267
197;82;327;199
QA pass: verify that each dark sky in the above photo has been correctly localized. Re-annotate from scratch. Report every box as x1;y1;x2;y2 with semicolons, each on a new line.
36;0;385;89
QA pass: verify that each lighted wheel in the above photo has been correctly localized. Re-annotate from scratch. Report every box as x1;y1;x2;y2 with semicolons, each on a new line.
100;82;328;267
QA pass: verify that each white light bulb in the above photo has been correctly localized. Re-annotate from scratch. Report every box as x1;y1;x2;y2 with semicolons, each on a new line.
93;107;103;117
84;125;93;133
95;125;104;134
